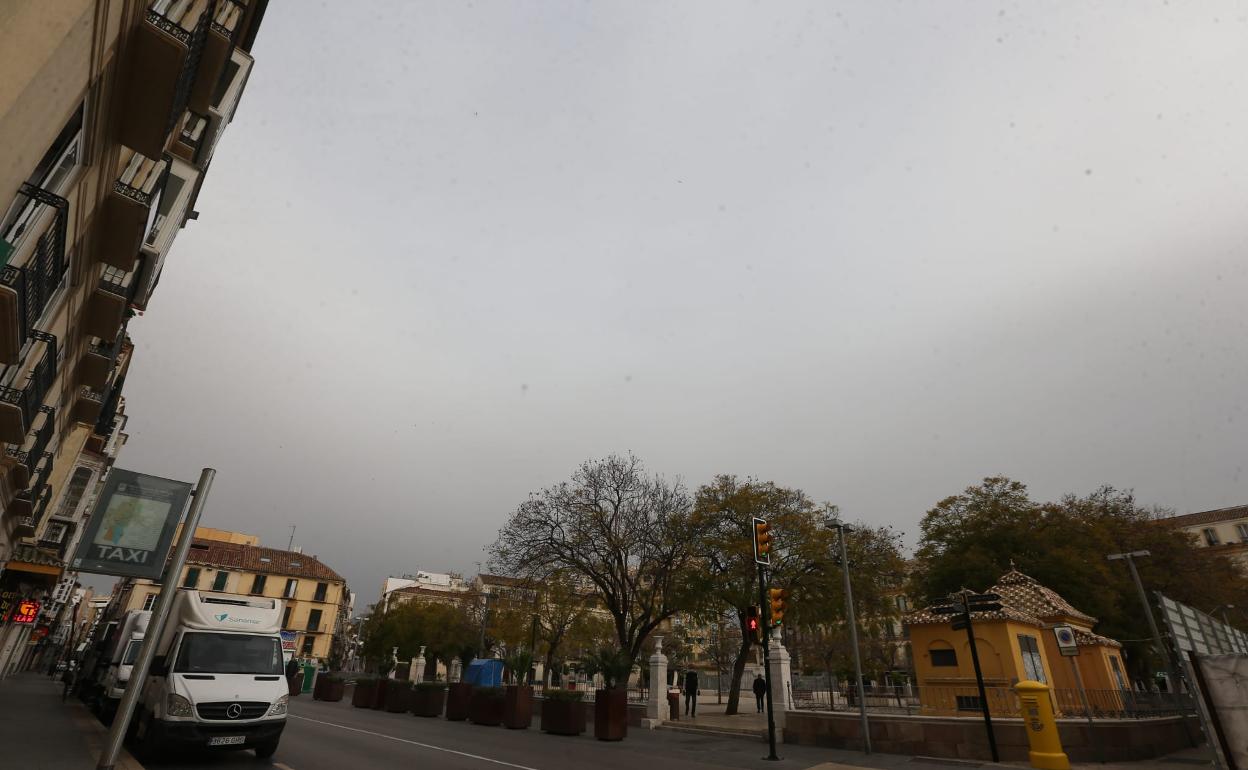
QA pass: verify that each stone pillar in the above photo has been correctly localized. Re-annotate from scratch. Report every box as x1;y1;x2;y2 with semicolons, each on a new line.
767;627;793;728
409;645;427;683
449;659;462;683
643;636;668;729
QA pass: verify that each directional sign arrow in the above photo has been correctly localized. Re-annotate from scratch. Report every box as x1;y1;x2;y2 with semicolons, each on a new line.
930;605;967;616
966;593;1001;603
971;603;1003;613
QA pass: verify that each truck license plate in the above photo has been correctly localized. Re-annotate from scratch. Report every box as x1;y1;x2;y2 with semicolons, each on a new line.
208;736;246;746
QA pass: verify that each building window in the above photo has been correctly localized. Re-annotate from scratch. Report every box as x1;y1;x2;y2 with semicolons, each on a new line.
211;571;229;591
956;695;982;712
282;605;293;629
930;648;957;667
1109;656;1128;690
182;568;200;589
314;582;328;602
1018;635;1046;683
284;579;298;599
43;521;68;543
55;467;95;521
300;636;314;656
251;575;267;595
1237;524;1248;541
1;103;84;251
306;609;322;632
142;594;157;611
1203;528;1221;546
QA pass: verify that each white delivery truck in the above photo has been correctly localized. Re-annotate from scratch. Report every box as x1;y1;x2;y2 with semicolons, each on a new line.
94;609;151;722
127;590;288;759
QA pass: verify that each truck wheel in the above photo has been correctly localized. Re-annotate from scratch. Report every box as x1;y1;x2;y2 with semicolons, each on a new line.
254;738;280;759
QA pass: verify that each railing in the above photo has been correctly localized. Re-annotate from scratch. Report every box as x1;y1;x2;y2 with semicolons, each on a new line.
98;266;137;301
211;0;247;37
94;374;125;437
0;332;58;432
529;683;648;704
178;110;210;150
790;683;1197;721
0;185;68;344
114;151;169;208
5;405;54;479
167;5;212;137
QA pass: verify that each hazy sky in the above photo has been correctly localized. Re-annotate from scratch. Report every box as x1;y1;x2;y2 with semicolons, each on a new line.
114;2;1247;608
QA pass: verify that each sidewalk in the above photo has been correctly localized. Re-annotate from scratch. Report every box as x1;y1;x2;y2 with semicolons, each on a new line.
0;671;143;769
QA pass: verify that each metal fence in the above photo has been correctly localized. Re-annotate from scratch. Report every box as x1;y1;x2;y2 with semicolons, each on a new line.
791;683;1195;720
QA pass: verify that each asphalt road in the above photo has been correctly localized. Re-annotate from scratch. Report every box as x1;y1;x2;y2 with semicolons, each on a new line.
144;696;857;770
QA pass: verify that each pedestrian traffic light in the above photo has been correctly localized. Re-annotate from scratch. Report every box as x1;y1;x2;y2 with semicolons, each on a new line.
746;605;763;644
768;588;789;627
752;517;772;565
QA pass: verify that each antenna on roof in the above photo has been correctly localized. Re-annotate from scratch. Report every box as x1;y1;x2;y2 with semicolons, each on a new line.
288;525;296;551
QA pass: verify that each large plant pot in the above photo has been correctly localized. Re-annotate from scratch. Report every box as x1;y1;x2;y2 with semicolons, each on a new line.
446;683;473;721
287;672;304;696
371;678;389;710
540;698;585;735
351;680;376;708
594;688;627;741
503;685;532;729
316;679;345;702
469;690;505;726
385;681;411;712
410;686;447;717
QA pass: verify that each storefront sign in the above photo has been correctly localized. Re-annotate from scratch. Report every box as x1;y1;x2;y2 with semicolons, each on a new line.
69;469;192;579
10;600;39;624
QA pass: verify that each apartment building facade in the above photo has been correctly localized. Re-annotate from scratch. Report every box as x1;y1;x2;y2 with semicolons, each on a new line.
1166;504;1248;572
0;1;267;672
113;528;349;663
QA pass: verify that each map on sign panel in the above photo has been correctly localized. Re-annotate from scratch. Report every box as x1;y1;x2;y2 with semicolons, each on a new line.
95;493;171;550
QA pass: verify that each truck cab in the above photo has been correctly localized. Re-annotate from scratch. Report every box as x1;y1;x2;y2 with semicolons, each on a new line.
129;591;288;760
95;610;150;722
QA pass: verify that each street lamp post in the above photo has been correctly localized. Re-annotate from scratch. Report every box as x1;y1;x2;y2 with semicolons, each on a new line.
1106;550;1181;692
830;520;871;754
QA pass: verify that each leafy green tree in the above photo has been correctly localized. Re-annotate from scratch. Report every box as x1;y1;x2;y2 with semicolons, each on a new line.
911;478;1248;680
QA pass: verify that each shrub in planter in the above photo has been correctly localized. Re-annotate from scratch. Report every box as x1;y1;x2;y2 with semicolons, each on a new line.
445;682;473;721
385;681;412;712
316;675;345;702
351;679;377;708
503;650;534;729
585;647;632;741
540;689;585;736
468;686;505;726
410;683;447;718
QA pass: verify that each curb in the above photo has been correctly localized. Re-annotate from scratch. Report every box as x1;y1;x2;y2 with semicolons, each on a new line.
68;699;145;770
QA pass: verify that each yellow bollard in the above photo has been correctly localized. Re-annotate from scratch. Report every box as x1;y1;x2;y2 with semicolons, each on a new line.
1015;680;1071;770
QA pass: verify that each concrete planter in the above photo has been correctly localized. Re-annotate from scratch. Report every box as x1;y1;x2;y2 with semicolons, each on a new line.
469;688;505;726
410;685;447;717
503;685;533;729
385;681;411;712
351;680;376;708
315;678;345;702
540;698;585;735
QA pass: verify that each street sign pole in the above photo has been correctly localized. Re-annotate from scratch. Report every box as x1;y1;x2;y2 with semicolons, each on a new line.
97;468;216;770
957;592;999;763
757;563;779;761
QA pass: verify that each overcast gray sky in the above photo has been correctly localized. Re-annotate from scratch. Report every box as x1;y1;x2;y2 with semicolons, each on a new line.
115;1;1247;608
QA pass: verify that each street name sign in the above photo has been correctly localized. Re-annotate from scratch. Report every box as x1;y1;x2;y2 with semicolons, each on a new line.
70;469;193;579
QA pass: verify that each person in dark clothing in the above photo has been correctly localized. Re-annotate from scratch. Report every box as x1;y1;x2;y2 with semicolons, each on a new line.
683;670;699;716
285;657;301;690
752;674;767;713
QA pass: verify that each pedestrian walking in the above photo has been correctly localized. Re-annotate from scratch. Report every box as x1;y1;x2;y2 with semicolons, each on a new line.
684;669;699;717
752;673;767;713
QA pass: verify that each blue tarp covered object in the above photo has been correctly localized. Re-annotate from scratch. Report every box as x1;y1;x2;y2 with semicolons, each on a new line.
464;658;504;687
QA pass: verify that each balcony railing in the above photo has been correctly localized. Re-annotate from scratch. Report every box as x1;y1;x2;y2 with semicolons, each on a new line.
114;151;169;208
98;266;138;302
163;2;212;137
178;111;210;150
211;0;246;37
5;405;54;480
0;185;68;349
0;331;57;439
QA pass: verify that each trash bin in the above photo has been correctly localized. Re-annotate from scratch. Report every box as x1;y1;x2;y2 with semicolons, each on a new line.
301;662;317;695
667;690;680;720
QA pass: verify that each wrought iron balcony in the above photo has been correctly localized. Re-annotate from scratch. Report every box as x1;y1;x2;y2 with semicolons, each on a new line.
0;184;68;365
80;331;126;390
98;150;169;271
173;110;211;164
75;385;106;426
118;0;213;158
0;331;57;444
85;264;140;340
191;0;248;114
4;405;54;490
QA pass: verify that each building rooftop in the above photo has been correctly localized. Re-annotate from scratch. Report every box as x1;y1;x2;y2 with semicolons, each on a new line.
185;538;344;583
990;568;1096;625
1163;504;1248;529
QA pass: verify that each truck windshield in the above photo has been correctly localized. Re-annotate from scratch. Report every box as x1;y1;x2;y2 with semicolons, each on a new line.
173;632;283;675
122;640;141;665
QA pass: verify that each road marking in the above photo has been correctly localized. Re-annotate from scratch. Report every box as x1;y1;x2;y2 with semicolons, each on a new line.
288;714;542;770
273;763;297;770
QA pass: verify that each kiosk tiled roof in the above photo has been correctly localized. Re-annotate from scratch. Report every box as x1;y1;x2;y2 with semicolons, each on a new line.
989;568;1096;625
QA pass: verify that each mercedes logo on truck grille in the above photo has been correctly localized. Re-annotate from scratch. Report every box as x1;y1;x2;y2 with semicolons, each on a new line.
225;703;243;719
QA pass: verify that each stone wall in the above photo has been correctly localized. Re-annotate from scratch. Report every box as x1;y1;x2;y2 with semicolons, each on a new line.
784;709;1201;762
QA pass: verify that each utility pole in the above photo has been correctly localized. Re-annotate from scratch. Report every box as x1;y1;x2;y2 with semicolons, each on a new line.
757;563;779;761
287;524;296;551
931;590;1002;763
830;520;871;754
1107;551;1182;693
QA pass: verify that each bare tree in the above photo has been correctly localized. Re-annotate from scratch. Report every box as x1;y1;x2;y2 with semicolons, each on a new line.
490;454;701;664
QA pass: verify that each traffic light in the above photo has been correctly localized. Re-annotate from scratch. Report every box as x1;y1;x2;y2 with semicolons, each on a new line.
746;605;763;644
768;588;789;627
752;517;772;565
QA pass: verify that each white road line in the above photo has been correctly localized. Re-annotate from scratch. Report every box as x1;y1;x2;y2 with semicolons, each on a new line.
288;714;542;770
272;763;297;770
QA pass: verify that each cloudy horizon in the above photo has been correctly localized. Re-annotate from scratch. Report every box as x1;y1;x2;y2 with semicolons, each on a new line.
99;1;1246;607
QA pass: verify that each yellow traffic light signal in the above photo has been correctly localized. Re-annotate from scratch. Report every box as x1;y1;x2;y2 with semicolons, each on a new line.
768;587;789;627
752;517;772;565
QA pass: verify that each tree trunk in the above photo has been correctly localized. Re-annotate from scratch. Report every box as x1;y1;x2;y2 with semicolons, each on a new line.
725;613;752;715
